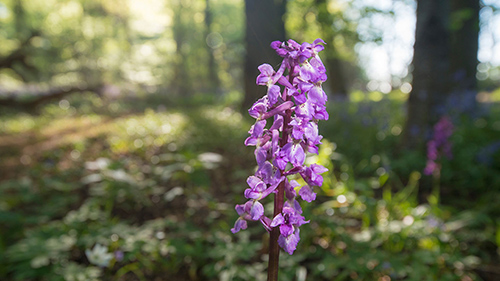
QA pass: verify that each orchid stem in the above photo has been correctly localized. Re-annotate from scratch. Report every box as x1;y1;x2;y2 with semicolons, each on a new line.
268;81;293;280
267;181;284;281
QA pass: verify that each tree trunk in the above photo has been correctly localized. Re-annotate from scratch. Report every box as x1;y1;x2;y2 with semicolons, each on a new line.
205;0;220;94
171;3;190;96
449;0;480;92
325;49;349;97
404;0;452;151
404;0;480;202
242;0;286;110
404;0;480;150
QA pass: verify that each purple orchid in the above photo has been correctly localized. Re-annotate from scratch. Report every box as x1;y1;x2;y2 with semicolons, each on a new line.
270;205;309;255
256;63;287;106
424;116;454;175
231;200;265;234
299;185;316;202
232;39;328;258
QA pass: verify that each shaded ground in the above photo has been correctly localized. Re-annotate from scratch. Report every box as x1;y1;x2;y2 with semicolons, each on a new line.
1;92;499;281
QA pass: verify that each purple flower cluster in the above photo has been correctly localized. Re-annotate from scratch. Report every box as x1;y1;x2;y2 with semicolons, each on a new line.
231;39;329;255
424;116;454;175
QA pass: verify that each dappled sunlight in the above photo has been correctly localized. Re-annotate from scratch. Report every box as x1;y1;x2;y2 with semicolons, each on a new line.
1;93;497;280
199;106;245;136
0;0;499;279
109;110;189;154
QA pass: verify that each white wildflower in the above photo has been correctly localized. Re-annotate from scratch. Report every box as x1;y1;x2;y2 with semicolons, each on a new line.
85;243;113;268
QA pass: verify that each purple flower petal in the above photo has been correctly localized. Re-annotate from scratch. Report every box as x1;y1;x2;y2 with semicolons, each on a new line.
277;76;293;89
255;147;267;166
313;38;326;45
248;98;268;119
280;224;294;237
250;201;264;220
287;39;301;48
244;188;260;199
271;213;284;227
253;120;267;137
260;216;273;232
308;86;327;105
256;161;273;181
293;92;307;104
235;204;246;216
271;41;282;50
231;218;248;233
258;64;274;75
260;180;281;198
291;200;303;214
268;85;281;105
299;64;313;81
284;179;299;200
278;229;300;255
307;144;319;154
298;50;312;63
299;81;313;93
311;164;328;174
244;136;258;146
299;185;316;202
296;101;315;121
247;176;263;189
289;143;305;167
270;115;284;131
261;101;293;120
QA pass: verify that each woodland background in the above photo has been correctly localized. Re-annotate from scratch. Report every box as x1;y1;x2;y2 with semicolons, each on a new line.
1;0;500;280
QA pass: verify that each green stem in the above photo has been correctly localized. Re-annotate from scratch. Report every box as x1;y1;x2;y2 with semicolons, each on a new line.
268;72;294;281
430;164;441;210
267;181;284;281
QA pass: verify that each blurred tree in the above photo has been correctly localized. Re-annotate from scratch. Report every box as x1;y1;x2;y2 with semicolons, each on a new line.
405;0;452;150
1;0;246;101
205;0;220;94
199;0;244;95
242;0;286;109
404;0;481;202
450;0;480;92
404;0;480;150
0;0;130;91
171;1;191;96
167;0;225;96
315;0;349;97
286;0;371;97
0;0;137;108
0;0;38;82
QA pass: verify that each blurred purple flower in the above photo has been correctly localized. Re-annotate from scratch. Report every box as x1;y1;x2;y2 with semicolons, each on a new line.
424;116;454;175
114;250;124;262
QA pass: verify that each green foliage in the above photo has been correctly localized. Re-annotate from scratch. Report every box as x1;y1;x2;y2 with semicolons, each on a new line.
0;0;245;95
0;0;131;86
0;93;499;280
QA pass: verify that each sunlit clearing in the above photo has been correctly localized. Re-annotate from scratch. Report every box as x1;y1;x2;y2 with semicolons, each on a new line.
128;0;171;35
110;110;188;154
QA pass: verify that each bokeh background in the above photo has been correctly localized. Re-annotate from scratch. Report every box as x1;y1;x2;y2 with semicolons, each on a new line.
1;0;500;280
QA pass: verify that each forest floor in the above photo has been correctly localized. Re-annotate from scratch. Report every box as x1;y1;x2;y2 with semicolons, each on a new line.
0;92;499;281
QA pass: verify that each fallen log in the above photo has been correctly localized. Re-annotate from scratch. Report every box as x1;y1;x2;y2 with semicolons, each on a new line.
0;84;102;110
